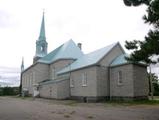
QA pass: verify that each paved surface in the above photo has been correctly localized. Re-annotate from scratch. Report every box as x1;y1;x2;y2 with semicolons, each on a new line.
0;96;159;120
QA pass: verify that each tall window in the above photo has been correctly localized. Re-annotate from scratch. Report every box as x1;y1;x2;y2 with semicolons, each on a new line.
25;76;27;87
70;77;74;87
32;72;35;84
28;75;30;87
30;73;33;86
26;76;28;87
52;67;56;79
117;71;122;85
82;73;87;86
23;76;26;87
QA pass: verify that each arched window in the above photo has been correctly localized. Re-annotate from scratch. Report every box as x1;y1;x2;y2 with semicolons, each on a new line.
41;46;45;52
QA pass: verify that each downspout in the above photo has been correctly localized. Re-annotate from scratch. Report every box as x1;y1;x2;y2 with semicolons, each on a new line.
108;67;112;101
69;63;71;98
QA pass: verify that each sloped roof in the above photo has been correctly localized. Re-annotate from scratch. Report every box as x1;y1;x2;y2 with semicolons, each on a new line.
57;42;120;74
110;54;147;67
110;54;129;66
38;40;84;64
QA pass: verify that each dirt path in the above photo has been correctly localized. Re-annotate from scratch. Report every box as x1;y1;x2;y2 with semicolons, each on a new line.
0;96;159;120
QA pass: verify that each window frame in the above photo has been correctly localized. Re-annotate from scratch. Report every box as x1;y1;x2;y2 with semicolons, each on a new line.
52;67;57;79
82;72;87;87
117;71;123;85
70;77;74;88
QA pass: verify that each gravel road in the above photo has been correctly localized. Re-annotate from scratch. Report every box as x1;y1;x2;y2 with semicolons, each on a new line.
0;96;159;120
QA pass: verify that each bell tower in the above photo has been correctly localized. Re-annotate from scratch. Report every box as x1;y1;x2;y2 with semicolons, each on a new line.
33;12;48;63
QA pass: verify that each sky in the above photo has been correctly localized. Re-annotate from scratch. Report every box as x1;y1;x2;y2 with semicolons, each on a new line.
0;0;151;86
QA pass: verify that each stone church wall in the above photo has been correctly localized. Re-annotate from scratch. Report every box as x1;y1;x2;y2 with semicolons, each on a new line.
70;66;97;97
49;59;74;80
22;63;49;95
110;64;148;100
39;79;70;99
133;65;149;97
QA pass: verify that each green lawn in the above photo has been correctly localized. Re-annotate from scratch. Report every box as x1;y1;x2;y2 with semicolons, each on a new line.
105;97;159;106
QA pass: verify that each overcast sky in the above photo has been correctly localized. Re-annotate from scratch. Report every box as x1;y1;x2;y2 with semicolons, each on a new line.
0;0;150;69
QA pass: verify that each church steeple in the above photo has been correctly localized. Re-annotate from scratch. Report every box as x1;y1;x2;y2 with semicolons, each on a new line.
39;11;46;41
33;12;48;63
21;57;24;72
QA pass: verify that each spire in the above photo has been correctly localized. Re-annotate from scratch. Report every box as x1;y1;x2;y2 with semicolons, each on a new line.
38;11;46;41
34;11;48;63
21;57;24;72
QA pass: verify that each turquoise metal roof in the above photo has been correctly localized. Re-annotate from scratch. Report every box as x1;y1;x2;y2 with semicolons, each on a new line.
57;42;119;74
110;54;147;66
38;12;46;41
39;75;70;85
110;54;129;66
38;40;84;64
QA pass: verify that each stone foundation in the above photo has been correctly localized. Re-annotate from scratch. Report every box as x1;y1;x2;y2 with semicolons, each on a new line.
70;96;148;102
110;96;148;101
70;96;109;103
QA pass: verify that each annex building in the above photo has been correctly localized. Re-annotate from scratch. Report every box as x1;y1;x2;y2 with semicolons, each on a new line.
21;13;149;102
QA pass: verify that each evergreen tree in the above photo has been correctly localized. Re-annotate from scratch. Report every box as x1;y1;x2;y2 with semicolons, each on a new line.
123;0;150;6
123;0;159;64
148;73;159;96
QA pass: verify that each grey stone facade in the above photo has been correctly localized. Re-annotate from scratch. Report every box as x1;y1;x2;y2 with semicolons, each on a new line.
110;64;148;100
22;63;49;95
39;78;70;99
22;41;149;102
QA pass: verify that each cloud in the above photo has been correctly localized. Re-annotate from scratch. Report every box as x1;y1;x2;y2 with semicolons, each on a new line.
0;10;17;28
0;66;20;87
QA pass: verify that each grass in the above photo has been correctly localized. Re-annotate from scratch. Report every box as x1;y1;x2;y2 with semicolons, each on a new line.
64;100;78;106
105;99;159;106
7;96;159;106
153;96;159;100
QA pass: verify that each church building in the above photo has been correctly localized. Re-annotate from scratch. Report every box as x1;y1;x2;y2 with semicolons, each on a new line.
21;13;149;102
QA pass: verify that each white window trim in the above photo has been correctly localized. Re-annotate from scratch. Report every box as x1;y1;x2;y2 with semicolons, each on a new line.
82;73;87;87
117;71;123;86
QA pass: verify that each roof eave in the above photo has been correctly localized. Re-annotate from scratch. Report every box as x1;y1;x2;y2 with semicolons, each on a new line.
57;63;98;75
110;62;147;68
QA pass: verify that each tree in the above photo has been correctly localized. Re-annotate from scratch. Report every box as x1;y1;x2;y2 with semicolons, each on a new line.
148;73;159;96
123;0;150;6
123;0;159;99
123;0;159;64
